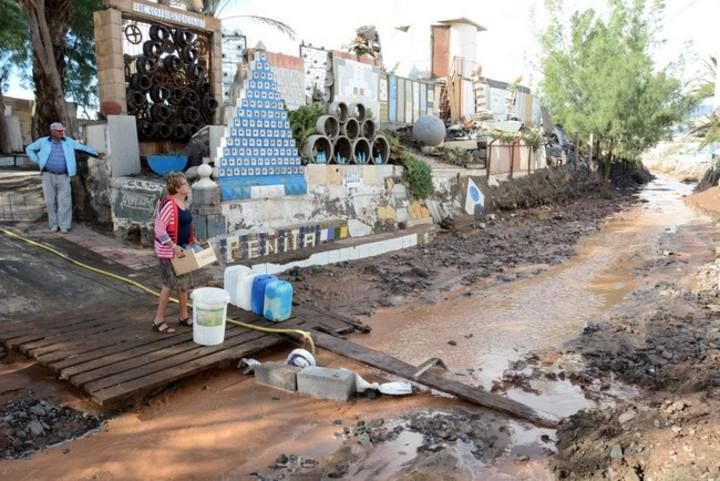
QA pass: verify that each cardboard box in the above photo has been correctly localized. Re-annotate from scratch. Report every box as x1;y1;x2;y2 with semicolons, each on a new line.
171;244;218;275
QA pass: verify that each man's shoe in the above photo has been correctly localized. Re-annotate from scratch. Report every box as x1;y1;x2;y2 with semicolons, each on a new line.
49;226;58;232
60;228;69;233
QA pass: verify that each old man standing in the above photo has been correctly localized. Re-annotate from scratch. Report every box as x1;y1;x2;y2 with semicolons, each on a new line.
25;122;103;233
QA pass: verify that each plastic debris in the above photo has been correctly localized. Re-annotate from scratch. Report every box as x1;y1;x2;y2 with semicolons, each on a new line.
286;348;317;368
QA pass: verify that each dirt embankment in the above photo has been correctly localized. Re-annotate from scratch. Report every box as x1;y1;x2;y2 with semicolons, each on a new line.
487;203;720;481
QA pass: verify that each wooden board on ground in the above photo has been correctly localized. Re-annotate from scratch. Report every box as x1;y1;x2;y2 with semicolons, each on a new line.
307;329;559;429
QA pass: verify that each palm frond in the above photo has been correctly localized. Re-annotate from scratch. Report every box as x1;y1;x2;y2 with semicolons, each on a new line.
221;14;296;40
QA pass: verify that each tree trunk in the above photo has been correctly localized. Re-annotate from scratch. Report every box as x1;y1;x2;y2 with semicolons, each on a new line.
0;88;8;153
21;0;73;137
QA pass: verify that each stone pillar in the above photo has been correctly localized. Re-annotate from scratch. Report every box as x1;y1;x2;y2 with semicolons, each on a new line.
94;9;126;113
191;163;225;241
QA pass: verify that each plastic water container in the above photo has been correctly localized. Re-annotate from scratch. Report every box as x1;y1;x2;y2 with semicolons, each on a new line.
251;274;278;315
224;265;252;308
192;287;230;346
263;280;293;322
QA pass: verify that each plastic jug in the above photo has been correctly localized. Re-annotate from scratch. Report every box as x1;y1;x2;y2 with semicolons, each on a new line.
224;265;252;308
263;280;293;322
192;287;230;346
251;274;278;315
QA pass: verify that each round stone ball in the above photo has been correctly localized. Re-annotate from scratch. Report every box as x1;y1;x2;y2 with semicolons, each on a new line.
412;115;445;146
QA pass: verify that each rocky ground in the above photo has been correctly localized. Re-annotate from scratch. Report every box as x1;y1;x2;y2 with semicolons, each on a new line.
481;220;720;480
0;398;103;459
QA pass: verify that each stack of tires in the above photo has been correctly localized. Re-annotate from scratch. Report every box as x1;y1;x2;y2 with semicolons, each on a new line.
303;102;390;165
127;24;219;142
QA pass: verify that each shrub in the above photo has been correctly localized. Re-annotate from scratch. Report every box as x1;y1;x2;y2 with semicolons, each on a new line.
402;154;433;199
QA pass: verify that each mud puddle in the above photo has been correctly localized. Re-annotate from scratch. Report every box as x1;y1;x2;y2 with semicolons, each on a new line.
356;178;701;388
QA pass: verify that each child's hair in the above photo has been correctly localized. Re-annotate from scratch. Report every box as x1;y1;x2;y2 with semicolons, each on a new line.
166;172;187;195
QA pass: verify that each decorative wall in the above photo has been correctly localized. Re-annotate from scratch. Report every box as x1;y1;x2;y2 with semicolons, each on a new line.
217;50;307;201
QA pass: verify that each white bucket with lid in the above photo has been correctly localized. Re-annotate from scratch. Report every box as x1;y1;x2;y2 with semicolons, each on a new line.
192;287;230;346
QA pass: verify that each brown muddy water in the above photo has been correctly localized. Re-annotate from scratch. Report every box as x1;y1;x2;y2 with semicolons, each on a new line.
0;177;709;481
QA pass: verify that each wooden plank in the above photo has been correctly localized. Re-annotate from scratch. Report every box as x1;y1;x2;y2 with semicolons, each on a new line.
24;323;133;358
7;319;112;350
70;323;259;387
81;327;269;391
50;330;190;372
18;321;132;356
91;334;280;406
294;305;370;333
308;330;559;429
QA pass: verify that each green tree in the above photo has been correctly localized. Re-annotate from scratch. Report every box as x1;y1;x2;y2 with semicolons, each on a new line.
539;0;695;175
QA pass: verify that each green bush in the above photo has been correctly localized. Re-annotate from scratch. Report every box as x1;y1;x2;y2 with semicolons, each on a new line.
402;154;433;199
288;103;327;150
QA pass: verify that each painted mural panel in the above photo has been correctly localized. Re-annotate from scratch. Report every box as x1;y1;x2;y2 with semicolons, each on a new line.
300;44;330;102
397;77;405;123
388;75;398;122
412;82;420;122
332;57;380;117
404;79;413;123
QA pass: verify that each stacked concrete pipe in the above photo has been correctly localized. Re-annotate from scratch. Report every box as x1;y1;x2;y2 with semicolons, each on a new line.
332;136;352;164
303;135;333;164
370;135;390;164
302;102;389;164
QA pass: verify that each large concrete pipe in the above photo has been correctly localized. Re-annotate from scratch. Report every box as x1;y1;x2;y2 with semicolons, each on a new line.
351;137;371;164
332;136;352;164
303;135;333;164
361;119;376;139
315;115;340;138
342;118;360;140
371;135;390;164
329;102;348;122
349;103;367;122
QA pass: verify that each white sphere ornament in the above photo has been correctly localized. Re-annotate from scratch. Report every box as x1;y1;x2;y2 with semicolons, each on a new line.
412;115;445;146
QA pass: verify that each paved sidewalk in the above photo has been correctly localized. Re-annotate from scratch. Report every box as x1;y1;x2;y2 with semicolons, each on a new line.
0;170;44;222
14;222;157;271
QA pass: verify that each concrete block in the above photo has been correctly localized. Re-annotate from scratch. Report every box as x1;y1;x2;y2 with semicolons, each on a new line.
327;167;344;185
306;164;328;185
86;123;107;154
377;206;395;220
255;362;300;392
375;164;394;179
348;219;373;238
297;367;355;401
361;166;378;185
107;115;140;177
396;207;409;223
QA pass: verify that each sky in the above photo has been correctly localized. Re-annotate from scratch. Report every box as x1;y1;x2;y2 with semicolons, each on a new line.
5;0;718;100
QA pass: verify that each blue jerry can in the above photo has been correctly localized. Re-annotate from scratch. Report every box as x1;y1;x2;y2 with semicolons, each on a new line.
263;280;293;322
251;274;277;315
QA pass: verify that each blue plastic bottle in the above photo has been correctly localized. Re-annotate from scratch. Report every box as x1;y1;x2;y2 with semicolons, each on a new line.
251;274;277;315
263;280;293;322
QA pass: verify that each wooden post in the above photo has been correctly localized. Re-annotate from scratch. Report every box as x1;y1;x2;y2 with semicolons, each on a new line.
509;141;515;178
486;138;493;179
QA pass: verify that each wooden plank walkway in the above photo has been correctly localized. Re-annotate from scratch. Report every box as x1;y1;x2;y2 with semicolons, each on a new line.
0;300;364;408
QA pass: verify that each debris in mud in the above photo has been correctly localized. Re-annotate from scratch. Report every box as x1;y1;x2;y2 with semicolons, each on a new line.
289;186;639;318
0;399;103;459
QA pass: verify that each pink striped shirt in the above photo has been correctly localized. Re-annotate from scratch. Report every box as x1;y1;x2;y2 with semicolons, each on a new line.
154;200;176;259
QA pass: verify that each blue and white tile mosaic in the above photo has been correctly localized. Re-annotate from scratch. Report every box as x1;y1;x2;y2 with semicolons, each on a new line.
218;51;307;200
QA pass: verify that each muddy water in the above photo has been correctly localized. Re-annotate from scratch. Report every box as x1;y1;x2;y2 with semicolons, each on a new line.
1;178;709;481
357;178;703;395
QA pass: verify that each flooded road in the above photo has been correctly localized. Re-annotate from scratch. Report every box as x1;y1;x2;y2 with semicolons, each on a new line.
357;178;705;395
2;176;715;481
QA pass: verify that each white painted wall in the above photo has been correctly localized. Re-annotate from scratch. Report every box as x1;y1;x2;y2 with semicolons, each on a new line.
449;23;478;66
